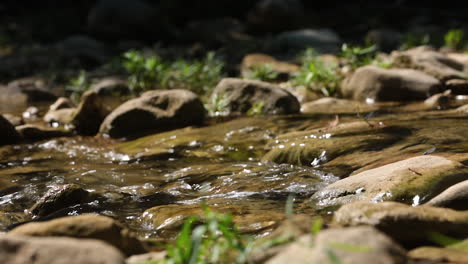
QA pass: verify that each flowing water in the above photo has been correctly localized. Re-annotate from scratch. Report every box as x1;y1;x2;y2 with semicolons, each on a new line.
0;102;467;241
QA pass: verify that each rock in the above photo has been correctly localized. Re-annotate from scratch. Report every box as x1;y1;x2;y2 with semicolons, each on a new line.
99;89;205;139
445;79;468;95
311;155;467;208
425;180;468;210
0;115;21;145
2;113;23;126
247;0;304;33
423;90;452;109
447;52;468;68
301;97;378;114
29;184;97;217
241;53;300;81
365;29;402;52
71;78;130;135
456;104;468;114
341;65;442;101
391;46;467;81
211;78;300;115
126;252;166;264
44;108;75;125
6;77;57;103
262;121;410;168
269;29;341;55
55;35;110;65
409;246;468;263
16;124;72;141
267;226;407;264
9;214;145;255
87;0;157;40
48;97;75;111
333;201;468;246
0;235;125;264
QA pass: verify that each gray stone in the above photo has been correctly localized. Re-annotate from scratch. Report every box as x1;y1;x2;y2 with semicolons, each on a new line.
211;78;300;115
341;65;442;101
0;235;125;264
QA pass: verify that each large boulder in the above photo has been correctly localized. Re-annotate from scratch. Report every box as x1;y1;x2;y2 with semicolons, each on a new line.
99;89;205;139
71;78;130;135
267;226;407;264
0;115;21;145
311;155;467;208
391;46;467;81
333;201;468;246
9;214;145;255
268;29;341;55
341;65;442;101
246;0;304;33
211;78;300;115
0;235;125;264
87;0;158;40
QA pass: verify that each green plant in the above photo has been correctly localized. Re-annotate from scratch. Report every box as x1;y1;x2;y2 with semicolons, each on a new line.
245;64;279;81
444;29;465;50
206;93;230;117
293;55;341;96
246;102;265;116
340;44;377;69
65;70;91;102
400;33;430;50
154;208;250;264
122;50;224;96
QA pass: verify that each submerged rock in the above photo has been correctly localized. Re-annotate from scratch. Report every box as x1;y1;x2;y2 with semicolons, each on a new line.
71;78;130;135
267;226;407;264
341;65;442;101
100;89;205;139
211;78;300;115
333;201;468;246
425;180;468;210
29;184;97;217
0;235;125;264
9;214;145;256
312;155;466;207
0;115;21;145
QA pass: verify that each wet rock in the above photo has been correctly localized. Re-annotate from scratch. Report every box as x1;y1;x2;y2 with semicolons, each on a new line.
247;0;304;33
409;246;468;263
126;252;166;264
312;155;466;208
391;46;467;81
456;104;468;114
0;235;125;264
48;97;75;111
341;65;442;101
2;113;23;126
71;78;130;135
141;204;285;236
425;180;468;210
423;90;452;109
262;121;409;168
211;78;300;115
29;184;97;217
445;79;468;95
301;97;378;114
55;35;110;65
9;214;145;255
269;28;341;55
44;108;76;125
241;53;300;81
0;115;21;145
333;201;468;246
100;89;205;139
0;212;27;230
365;28;402;52
87;0;157;40
267;226;407;264
16;124;72;141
